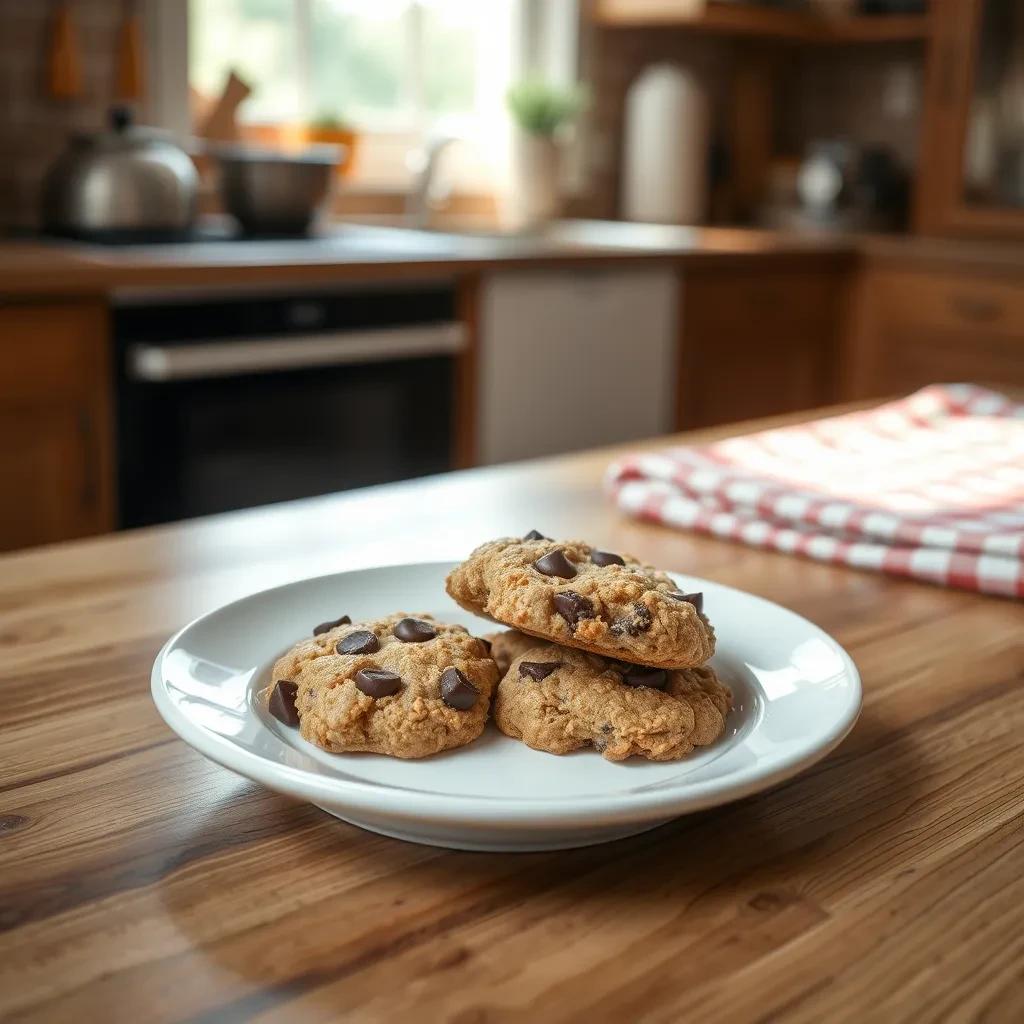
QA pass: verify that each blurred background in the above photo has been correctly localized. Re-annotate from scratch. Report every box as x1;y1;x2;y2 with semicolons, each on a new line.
0;0;1022;553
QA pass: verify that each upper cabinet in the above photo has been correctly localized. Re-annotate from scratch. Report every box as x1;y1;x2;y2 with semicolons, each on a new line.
591;1;931;43
593;1;1024;241
917;0;1024;237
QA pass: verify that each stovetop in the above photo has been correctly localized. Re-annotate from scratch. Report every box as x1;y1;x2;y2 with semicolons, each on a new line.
39;217;317;247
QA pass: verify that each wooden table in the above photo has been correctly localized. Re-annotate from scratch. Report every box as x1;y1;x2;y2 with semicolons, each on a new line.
2;405;1023;1023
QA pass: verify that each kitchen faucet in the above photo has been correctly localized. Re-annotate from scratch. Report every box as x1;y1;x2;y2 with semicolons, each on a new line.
406;136;459;229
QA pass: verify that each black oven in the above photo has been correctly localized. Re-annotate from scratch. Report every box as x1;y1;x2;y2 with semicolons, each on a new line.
113;281;462;528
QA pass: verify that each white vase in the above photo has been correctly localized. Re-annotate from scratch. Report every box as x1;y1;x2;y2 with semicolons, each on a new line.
503;130;563;231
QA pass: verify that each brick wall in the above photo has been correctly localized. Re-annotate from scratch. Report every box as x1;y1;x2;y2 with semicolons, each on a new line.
0;0;152;231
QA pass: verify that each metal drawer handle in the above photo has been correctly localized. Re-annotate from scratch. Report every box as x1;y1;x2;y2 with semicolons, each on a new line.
129;322;466;382
949;295;1002;323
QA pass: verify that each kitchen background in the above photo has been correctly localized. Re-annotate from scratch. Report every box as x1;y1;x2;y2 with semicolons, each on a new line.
0;0;1022;552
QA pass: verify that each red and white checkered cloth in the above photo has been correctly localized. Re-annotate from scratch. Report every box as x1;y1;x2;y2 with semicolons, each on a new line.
606;384;1024;597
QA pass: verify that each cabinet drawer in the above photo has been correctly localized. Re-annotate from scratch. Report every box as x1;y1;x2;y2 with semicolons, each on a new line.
875;271;1024;337
878;324;1024;393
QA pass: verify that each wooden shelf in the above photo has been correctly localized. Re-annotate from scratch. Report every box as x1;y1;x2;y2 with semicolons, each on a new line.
823;13;932;42
592;1;932;44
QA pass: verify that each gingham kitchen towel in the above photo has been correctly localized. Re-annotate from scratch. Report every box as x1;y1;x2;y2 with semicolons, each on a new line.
606;384;1024;597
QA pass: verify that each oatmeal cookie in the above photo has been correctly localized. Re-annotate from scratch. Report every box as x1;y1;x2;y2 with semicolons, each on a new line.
487;628;541;674
493;639;731;762
447;535;714;668
268;613;498;758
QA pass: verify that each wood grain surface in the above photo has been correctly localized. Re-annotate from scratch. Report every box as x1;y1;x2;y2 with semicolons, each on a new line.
1;404;1023;1024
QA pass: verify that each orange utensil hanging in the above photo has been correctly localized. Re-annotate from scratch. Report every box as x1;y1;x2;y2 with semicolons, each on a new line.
115;0;145;102
47;1;83;100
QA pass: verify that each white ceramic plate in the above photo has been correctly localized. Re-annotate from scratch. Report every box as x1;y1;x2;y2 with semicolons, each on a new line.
152;561;861;852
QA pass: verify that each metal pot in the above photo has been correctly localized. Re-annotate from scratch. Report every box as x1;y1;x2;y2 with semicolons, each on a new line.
210;143;341;236
42;106;198;241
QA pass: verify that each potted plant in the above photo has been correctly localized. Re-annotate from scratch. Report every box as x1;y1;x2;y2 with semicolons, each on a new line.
305;110;359;178
504;79;586;230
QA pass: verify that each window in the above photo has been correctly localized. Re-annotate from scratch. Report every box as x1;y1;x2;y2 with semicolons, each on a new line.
189;0;522;190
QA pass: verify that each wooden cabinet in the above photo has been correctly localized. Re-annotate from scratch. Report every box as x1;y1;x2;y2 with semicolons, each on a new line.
842;265;1024;398
917;0;1024;238
0;301;112;551
677;263;846;429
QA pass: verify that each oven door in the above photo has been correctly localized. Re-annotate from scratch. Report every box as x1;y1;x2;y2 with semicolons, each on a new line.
117;323;464;528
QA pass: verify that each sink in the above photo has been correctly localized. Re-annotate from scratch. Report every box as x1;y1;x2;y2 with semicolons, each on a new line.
325;221;597;258
343;217;707;255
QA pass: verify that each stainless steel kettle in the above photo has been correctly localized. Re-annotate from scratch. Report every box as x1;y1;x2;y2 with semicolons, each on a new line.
42;106;198;241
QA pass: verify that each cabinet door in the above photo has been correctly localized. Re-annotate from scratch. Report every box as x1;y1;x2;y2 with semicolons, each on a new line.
917;0;1024;238
0;301;111;550
678;265;843;429
0;407;104;549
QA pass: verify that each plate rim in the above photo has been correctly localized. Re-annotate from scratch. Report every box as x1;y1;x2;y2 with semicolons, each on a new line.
151;561;862;828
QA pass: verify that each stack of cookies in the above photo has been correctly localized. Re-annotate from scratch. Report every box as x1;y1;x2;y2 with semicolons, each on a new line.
447;533;731;762
265;532;730;761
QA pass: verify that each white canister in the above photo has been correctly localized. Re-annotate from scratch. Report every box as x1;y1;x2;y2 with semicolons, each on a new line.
621;63;709;225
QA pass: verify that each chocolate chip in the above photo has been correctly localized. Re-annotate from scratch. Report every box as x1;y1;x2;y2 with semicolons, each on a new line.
440;667;479;710
524;529;549;541
354;668;402;698
313;614;351;636
268;680;300;725
534;549;577;579
591;550;625;567
519;661;560;681
620;666;668;689
393;617;437;643
609;602;653;637
336;630;380;655
553;590;594;629
670;591;704;614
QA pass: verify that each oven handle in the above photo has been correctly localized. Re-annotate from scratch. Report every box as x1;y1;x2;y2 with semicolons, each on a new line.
128;321;466;382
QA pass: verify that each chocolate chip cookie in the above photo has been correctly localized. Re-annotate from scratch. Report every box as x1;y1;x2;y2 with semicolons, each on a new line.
446;536;715;668
268;613;498;759
487;627;542;674
493;636;731;762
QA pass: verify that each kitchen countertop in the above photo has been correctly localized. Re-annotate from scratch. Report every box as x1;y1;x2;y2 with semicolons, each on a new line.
0;221;856;297
2;402;1022;1022
3;220;1022;299
3;219;1024;300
